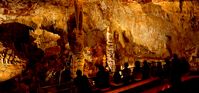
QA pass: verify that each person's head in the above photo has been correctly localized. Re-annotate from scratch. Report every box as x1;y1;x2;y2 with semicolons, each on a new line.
98;65;105;71
135;61;140;67
76;70;82;76
164;57;170;64
173;54;178;59
124;63;129;68
143;60;148;65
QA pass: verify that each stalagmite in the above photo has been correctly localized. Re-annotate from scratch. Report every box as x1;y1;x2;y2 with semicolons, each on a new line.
106;27;116;72
0;0;198;84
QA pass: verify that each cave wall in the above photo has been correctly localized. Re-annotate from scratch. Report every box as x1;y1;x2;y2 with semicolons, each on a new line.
0;0;198;56
82;0;199;58
0;0;198;78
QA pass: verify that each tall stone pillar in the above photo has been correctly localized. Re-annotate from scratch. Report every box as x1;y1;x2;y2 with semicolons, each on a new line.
71;0;85;78
106;27;116;72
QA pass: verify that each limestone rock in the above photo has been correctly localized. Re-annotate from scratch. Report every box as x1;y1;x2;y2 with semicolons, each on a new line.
0;0;199;81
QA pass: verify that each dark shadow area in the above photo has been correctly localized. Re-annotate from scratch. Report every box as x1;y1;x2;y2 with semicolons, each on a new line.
159;78;199;93
121;78;161;93
0;22;44;62
0;22;44;71
0;22;33;51
0;22;45;93
0;78;18;93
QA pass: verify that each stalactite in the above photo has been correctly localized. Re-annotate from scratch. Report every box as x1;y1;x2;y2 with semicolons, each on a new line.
179;0;184;12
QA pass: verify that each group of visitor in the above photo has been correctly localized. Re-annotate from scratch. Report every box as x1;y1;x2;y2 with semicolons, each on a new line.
0;54;190;93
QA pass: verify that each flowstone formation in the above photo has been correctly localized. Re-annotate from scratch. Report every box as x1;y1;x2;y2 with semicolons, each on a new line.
0;0;198;80
82;0;199;58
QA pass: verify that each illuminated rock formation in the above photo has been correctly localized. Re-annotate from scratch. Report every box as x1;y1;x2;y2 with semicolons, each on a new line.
0;0;198;80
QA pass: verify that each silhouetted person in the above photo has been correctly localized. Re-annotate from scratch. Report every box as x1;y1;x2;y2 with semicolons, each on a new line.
113;65;122;84
0;79;18;93
122;63;131;85
156;62;163;78
180;57;190;75
170;54;182;88
94;65;110;88
163;58;171;79
74;70;91;93
132;61;142;81
150;61;156;77
38;62;48;84
62;69;72;82
142;60;150;79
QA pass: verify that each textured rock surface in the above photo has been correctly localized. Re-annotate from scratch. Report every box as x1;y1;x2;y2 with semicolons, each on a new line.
82;0;199;58
0;0;199;80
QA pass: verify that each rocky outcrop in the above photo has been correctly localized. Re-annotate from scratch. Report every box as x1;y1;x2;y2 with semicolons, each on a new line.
83;0;199;58
0;0;199;80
